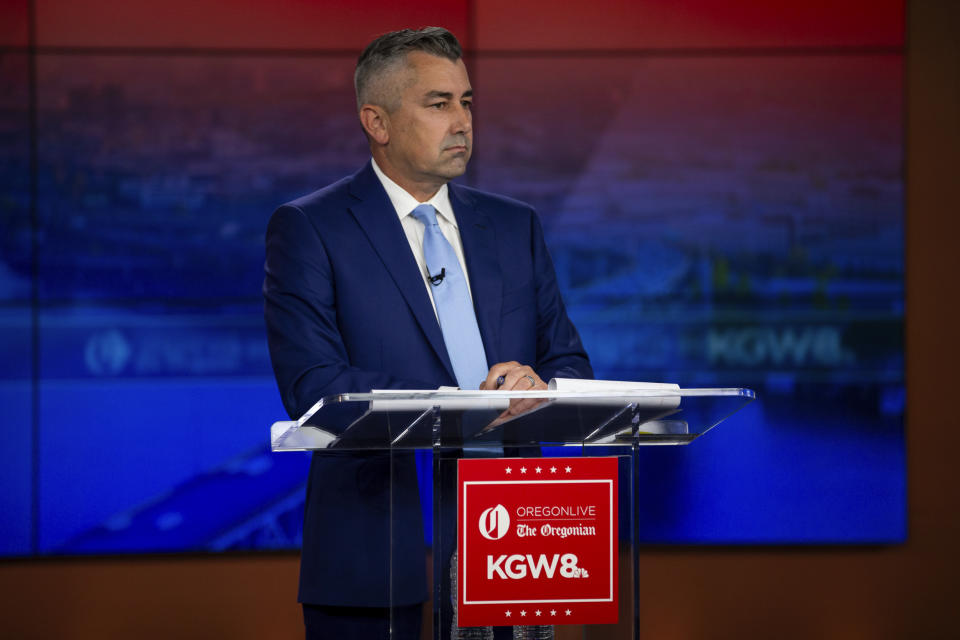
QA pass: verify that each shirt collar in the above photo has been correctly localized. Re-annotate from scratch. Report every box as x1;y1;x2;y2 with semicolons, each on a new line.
371;158;457;227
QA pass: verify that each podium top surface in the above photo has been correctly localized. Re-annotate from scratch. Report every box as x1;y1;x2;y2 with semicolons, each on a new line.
271;387;755;452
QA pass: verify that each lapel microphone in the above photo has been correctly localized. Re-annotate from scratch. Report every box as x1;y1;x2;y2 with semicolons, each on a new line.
429;268;446;286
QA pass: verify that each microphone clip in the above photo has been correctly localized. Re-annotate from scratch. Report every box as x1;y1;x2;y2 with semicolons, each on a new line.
429;268;446;286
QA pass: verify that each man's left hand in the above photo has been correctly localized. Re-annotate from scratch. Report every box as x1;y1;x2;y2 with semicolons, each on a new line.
479;361;548;422
479;361;548;391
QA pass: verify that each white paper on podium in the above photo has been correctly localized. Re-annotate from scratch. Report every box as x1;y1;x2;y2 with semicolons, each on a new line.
367;379;681;411
548;378;681;410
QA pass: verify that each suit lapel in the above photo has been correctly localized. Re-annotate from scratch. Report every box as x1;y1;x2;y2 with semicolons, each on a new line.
450;183;503;366
347;163;456;381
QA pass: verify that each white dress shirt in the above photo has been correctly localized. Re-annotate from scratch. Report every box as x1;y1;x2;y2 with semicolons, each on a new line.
370;158;475;317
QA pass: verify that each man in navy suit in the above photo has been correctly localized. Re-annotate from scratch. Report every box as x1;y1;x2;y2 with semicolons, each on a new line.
264;27;592;638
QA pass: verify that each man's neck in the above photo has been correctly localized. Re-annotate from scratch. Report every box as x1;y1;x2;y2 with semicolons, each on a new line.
371;153;444;202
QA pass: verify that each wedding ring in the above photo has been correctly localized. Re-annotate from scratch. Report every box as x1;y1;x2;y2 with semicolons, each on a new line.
524;375;536;388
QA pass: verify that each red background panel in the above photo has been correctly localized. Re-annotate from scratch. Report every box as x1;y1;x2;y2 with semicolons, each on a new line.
34;0;469;49
475;0;904;50
0;0;29;46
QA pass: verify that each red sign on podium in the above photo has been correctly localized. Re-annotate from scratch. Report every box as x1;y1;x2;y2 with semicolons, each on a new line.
456;457;618;627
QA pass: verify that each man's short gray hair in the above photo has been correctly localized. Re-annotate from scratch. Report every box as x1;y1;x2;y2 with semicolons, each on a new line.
354;27;463;112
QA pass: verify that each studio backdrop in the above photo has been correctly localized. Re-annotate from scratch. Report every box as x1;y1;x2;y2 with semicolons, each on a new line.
0;0;905;556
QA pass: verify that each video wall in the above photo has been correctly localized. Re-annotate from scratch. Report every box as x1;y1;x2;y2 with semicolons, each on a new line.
0;0;904;555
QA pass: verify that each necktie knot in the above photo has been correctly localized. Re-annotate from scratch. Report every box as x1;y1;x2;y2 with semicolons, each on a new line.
411;204;439;228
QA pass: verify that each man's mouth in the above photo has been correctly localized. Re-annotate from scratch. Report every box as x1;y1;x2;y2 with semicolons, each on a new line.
444;138;469;153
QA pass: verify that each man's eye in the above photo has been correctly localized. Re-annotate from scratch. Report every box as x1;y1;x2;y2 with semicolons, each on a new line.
462;101;473;109
429;102;445;109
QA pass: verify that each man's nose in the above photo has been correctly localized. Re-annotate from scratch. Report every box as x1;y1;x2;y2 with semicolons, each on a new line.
451;103;472;134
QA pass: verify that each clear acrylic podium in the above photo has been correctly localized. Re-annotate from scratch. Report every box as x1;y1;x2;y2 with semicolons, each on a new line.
271;387;754;639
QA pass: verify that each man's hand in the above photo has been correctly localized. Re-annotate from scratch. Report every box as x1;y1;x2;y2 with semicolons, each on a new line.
479;361;548;391
479;361;548;423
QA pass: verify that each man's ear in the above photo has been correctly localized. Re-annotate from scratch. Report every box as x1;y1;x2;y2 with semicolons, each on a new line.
359;105;390;145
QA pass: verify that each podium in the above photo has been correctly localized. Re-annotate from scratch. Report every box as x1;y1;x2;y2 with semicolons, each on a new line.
271;387;754;639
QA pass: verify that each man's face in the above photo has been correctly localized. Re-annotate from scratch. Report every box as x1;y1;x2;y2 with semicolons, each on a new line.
383;51;473;187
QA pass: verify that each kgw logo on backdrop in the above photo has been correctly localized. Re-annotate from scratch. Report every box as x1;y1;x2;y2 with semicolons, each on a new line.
457;457;618;627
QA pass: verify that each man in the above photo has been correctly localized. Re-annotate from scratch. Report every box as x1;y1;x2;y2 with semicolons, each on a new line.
264;27;592;638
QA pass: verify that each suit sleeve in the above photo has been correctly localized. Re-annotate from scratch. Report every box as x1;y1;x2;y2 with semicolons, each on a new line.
263;204;435;420
529;210;595;382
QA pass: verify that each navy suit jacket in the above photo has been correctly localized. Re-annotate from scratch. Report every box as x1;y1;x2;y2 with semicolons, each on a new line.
264;162;592;606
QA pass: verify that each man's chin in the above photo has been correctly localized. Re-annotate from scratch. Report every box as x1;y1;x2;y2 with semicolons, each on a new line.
439;157;470;179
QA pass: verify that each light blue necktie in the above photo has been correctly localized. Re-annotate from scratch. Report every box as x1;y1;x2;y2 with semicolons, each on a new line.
411;204;488;390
